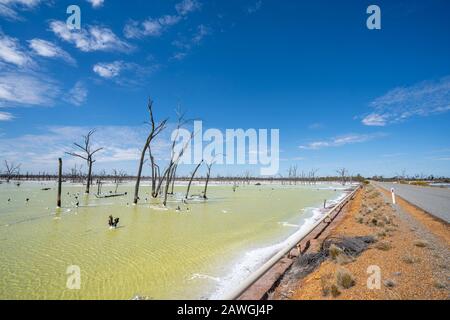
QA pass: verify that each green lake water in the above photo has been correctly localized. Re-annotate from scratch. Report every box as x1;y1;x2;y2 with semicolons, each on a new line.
0;182;345;299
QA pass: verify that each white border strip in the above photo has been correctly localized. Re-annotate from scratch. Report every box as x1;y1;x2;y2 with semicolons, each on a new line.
222;185;361;300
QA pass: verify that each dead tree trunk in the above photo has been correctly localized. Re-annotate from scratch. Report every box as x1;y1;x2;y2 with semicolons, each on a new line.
134;147;147;204
155;166;169;198
149;148;157;197
133;99;167;204
66;130;103;194
185;161;203;199
87;159;93;194
202;162;213;199
162;169;172;206
170;164;177;195
336;168;348;185
160;116;193;204
4;160;21;183
57;158;62;208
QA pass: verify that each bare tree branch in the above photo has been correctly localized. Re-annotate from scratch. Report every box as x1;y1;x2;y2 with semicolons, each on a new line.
65;129;102;193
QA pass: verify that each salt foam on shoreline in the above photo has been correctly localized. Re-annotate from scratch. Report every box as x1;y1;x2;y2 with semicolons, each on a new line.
208;190;348;299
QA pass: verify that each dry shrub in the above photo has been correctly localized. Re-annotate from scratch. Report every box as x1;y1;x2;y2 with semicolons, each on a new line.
413;240;429;248
331;284;341;297
355;215;364;224
328;244;353;265
328;244;343;260
377;230;387;238
385;226;397;233
320;274;333;297
433;280;446;289
335;268;355;289
402;255;420;264
337;253;354;265
375;240;392;251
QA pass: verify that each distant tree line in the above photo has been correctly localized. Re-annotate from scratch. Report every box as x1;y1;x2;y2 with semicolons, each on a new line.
2;101;449;194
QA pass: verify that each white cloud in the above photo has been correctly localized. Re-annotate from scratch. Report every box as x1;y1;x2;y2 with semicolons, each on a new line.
0;32;33;67
0;3;18;19
124;15;181;39
0;111;14;121
0;125;172;173
0;71;60;107
381;153;406;158
192;24;210;43
361;113;387;126
86;0;104;8
0;0;42;20
171;24;211;60
124;0;201;39
64;81;87;106
247;0;262;14
362;76;450;126
49;20;132;52
300;133;385;150
175;0;201;16
93;61;124;78
92;60;158;87
28;38;76;65
172;52;187;61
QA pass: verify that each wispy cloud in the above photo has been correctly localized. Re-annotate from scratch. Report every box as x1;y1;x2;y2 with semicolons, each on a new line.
124;0;201;39
28;38;76;65
0;32;34;67
0;0;42;20
49;20;132;53
308;122;324;130
0;125;172;172
172;52;187;61
92;60;158;86
192;24;210;43
299;133;385;150
0;111;14;121
124;15;181;39
362;76;450;126
361;113;386;126
381;153;406;158
0;71;60;107
171;24;211;60
93;61;124;78
86;0;104;8
247;0;262;14
64;81;87;106
281;156;305;161
175;0;201;16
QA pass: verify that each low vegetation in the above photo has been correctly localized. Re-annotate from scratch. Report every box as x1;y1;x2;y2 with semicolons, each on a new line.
375;240;392;251
335;268;356;289
401;255;420;264
413;239;429;248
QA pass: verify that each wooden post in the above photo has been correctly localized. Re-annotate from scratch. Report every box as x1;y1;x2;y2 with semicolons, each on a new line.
97;179;101;196
57;158;62;208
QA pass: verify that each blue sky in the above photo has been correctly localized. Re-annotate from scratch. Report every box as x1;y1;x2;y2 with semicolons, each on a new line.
0;0;449;177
